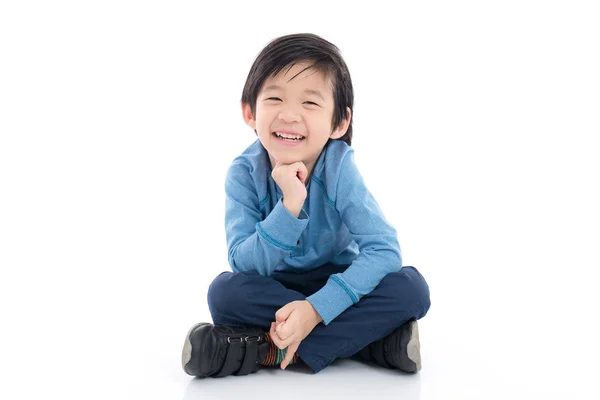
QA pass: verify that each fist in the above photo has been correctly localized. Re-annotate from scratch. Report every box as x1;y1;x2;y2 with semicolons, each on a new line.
271;161;307;216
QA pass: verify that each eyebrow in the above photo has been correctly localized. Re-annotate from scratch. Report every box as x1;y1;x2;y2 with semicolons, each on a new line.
262;85;325;101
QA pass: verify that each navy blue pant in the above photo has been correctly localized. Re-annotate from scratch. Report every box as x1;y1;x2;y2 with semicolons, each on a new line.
207;263;431;373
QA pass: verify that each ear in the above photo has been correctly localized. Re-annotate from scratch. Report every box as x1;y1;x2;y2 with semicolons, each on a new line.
241;103;256;129
330;107;352;139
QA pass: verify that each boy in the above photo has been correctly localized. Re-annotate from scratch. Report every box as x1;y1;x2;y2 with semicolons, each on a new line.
181;33;430;378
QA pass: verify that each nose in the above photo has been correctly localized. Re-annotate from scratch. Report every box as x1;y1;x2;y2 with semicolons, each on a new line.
278;104;301;123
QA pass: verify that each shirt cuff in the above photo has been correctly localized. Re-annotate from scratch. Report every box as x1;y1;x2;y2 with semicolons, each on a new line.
306;276;357;325
256;198;309;251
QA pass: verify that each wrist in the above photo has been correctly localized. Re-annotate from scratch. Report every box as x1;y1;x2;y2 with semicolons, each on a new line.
282;198;304;218
305;300;323;325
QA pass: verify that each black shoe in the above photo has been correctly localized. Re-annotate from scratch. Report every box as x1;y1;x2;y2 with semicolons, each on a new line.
181;323;270;378
357;320;421;373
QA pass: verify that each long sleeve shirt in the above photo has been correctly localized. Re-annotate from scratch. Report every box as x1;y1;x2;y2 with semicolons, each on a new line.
224;138;402;325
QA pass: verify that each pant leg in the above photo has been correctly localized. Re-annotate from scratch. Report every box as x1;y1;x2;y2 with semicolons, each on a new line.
206;271;304;329
297;266;431;373
207;263;346;328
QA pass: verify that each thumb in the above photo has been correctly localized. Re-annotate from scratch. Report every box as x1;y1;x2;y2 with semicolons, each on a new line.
275;303;294;322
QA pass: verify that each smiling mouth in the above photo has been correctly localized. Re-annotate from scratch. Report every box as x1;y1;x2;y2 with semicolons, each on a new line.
272;132;305;141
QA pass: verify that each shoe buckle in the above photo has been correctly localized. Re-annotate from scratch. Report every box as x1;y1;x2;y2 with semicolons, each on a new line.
227;336;261;343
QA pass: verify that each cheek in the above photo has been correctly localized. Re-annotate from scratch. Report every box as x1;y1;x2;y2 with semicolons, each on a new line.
308;117;332;135
310;111;332;126
256;108;276;129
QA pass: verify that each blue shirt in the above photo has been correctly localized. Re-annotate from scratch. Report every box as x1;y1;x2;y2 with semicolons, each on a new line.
224;139;402;325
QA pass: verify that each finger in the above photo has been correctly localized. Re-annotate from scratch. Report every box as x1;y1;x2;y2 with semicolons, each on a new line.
275;304;294;323
275;321;288;340
297;162;308;183
281;342;300;370
270;323;286;349
277;320;296;342
270;322;280;340
296;161;307;175
271;322;293;349
271;322;281;338
296;169;306;184
278;334;296;350
277;321;295;342
275;321;284;334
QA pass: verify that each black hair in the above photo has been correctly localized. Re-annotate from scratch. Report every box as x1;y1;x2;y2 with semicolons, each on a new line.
241;33;354;146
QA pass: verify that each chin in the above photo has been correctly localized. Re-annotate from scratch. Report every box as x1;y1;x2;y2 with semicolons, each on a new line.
269;150;302;165
275;154;300;164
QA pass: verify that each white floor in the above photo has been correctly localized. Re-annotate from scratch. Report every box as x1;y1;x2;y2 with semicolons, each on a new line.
3;262;598;400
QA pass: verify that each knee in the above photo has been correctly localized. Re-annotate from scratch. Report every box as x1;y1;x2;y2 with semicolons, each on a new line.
383;266;431;317
207;271;257;316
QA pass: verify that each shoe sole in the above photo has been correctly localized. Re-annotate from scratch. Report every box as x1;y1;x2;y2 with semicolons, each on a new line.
182;322;204;375
406;320;421;372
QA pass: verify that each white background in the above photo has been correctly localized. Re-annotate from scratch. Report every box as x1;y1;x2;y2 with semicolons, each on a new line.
1;1;599;399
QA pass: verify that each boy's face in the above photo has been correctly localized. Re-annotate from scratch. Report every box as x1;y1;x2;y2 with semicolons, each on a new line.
242;62;351;171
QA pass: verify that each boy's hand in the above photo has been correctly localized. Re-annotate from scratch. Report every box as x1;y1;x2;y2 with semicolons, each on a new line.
269;300;323;369
271;161;308;217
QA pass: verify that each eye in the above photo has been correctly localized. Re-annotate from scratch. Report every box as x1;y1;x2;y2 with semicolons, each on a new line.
266;97;282;101
304;101;320;106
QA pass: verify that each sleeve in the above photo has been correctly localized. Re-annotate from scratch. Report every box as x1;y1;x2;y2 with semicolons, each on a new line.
306;151;402;324
225;162;310;276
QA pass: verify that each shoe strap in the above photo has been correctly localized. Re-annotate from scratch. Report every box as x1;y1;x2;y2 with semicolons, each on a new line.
214;337;244;378
235;336;260;376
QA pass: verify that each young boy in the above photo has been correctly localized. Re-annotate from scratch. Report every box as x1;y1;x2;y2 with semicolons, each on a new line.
181;33;431;378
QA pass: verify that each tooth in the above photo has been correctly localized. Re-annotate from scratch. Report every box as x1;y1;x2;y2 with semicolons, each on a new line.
276;132;303;139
